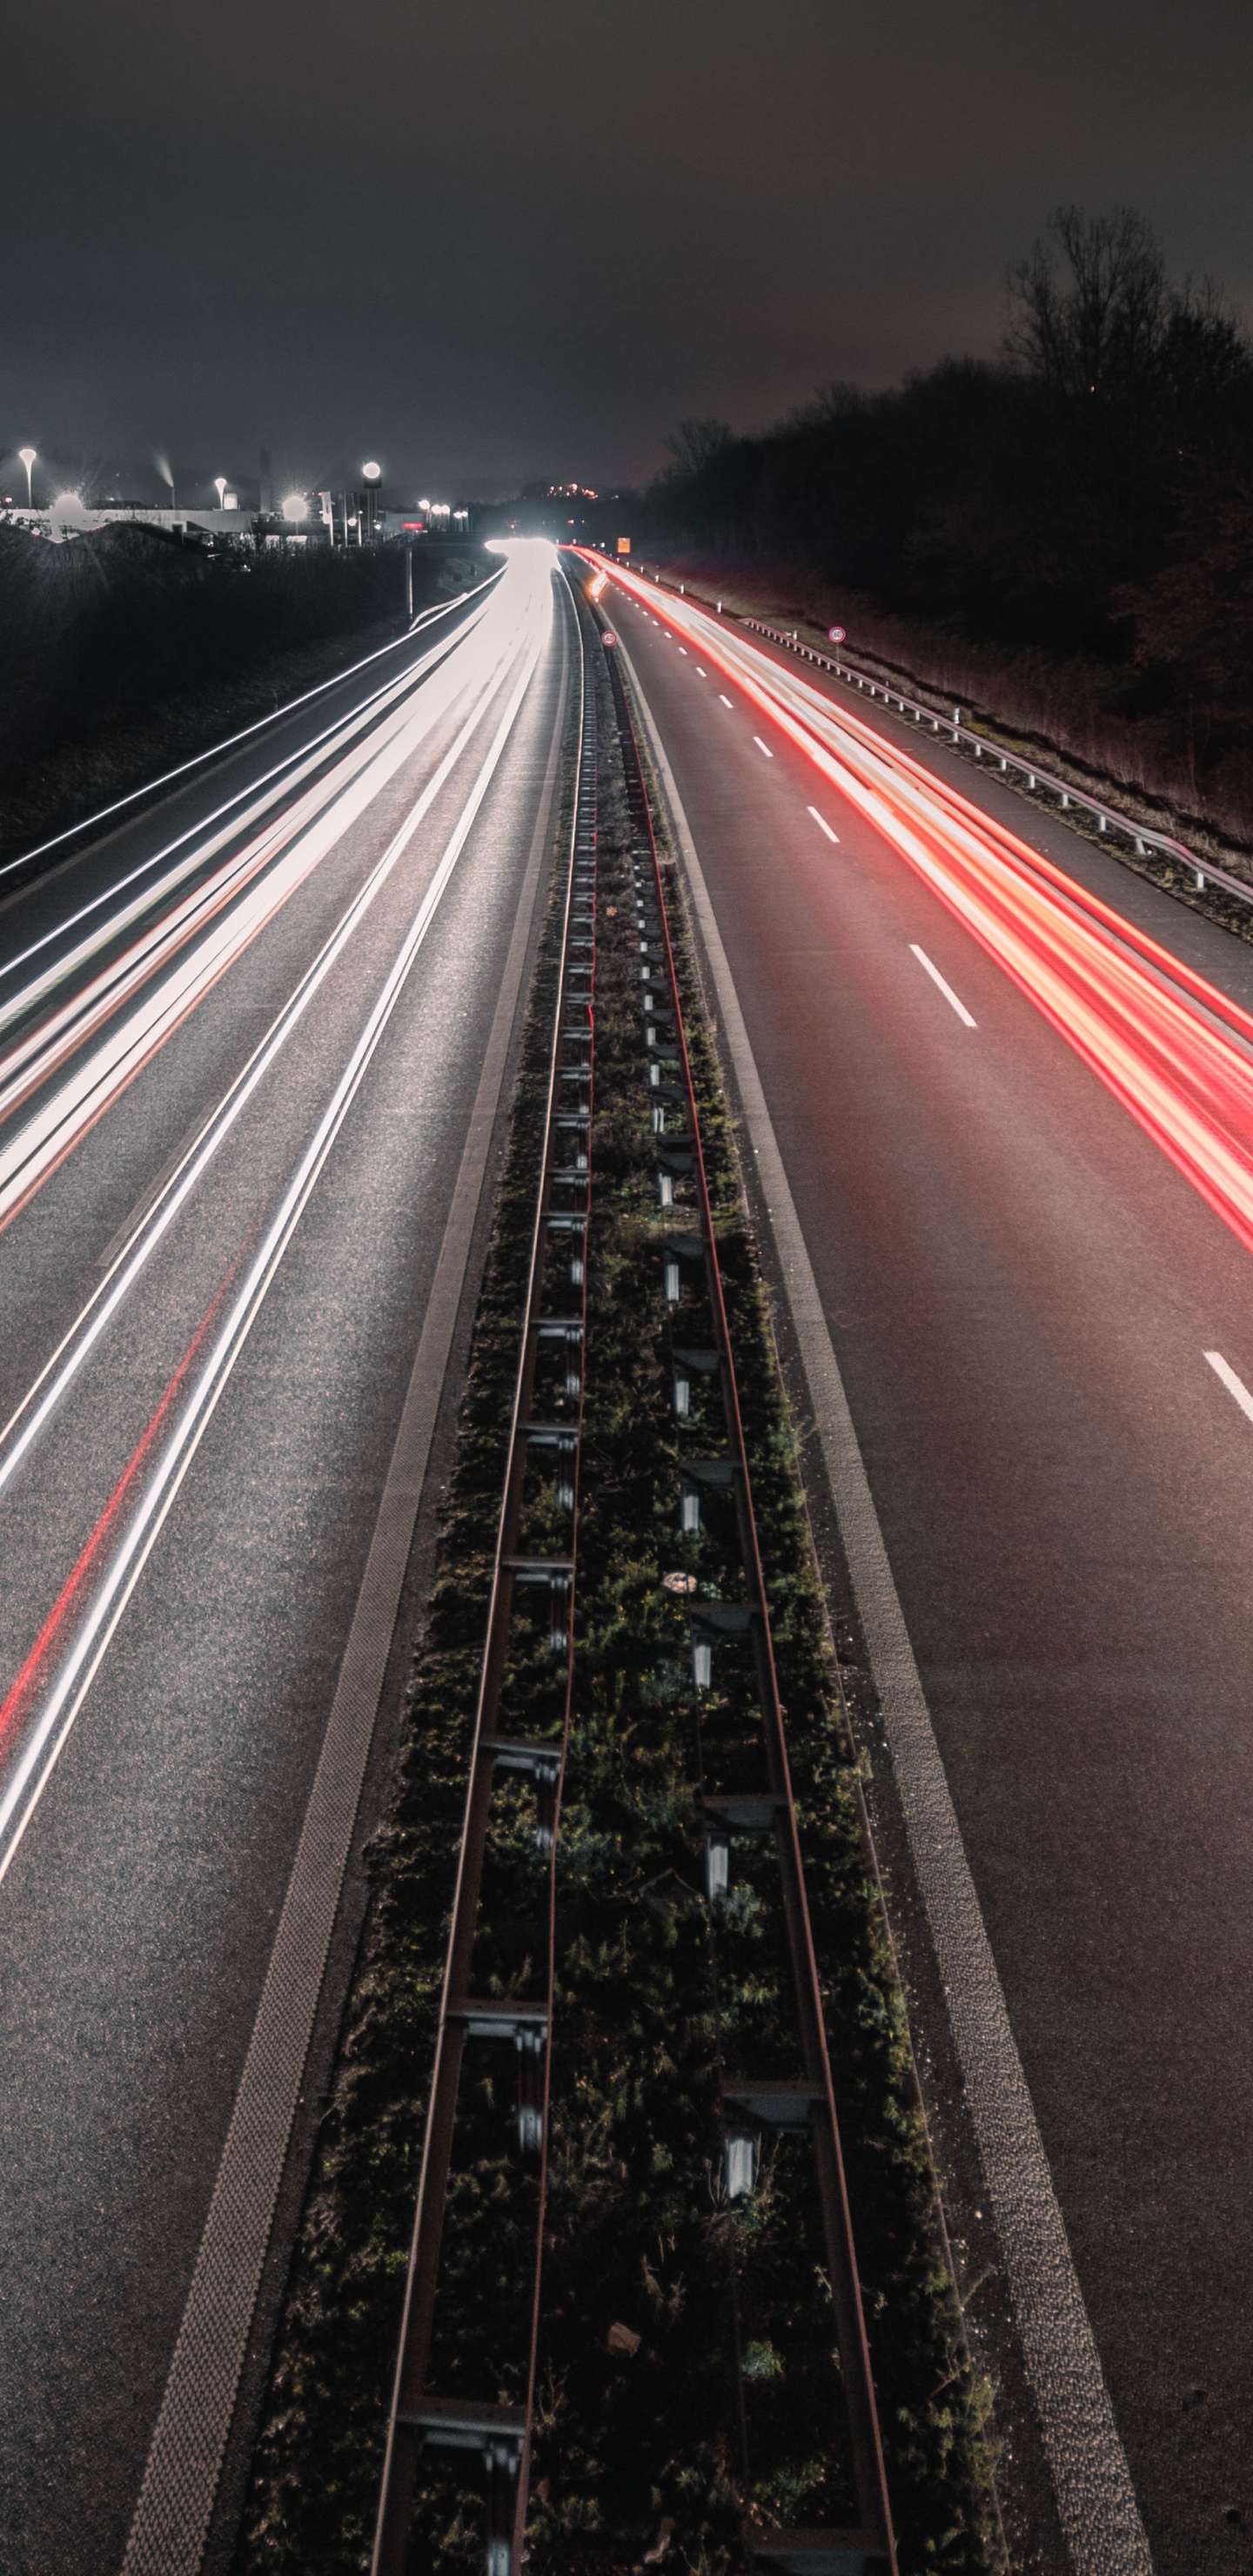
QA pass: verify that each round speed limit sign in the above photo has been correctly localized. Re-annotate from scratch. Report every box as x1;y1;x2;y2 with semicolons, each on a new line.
828;625;846;643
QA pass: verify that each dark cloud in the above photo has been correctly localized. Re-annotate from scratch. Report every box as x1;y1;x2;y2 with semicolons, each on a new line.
3;0;1252;497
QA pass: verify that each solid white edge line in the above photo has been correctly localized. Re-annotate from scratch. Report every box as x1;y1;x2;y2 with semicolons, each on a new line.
910;943;977;1028
753;736;774;758
117;582;568;2576
807;805;840;845
617;624;1153;2576
1203;1349;1253;1421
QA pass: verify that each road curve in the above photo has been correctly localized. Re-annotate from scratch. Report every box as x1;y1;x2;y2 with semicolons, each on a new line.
592;560;1253;2576
0;542;570;2573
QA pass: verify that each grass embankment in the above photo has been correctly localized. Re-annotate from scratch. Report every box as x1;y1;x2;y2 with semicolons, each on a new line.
0;527;490;865
237;622;999;2573
642;551;1253;887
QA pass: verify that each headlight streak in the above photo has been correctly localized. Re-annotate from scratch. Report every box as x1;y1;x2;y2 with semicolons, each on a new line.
0;570;504;887
0;566;553;1882
0;634;473;1070
0;567;539;1236
588;553;1253;1268
0;553;551;1506
0;589;495;1041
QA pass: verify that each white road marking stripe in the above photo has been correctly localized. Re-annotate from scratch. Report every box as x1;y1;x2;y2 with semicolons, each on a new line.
807;806;840;844
695;667;707;677
678;646;688;654
1204;1350;1253;1421
719;693;734;708
753;735;774;758
911;943;977;1027
621;628;1153;2576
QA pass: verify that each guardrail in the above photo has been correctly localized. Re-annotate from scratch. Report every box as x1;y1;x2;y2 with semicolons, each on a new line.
734;614;1253;910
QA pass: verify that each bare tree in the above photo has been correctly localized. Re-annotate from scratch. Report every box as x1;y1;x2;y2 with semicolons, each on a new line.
665;418;734;476
1006;206;1169;401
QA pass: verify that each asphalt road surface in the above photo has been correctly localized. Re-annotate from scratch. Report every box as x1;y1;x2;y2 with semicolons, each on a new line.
600;566;1253;2576
0;542;570;2574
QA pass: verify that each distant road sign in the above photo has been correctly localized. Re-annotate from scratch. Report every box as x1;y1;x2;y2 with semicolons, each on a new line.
601;630;618;647
828;625;846;643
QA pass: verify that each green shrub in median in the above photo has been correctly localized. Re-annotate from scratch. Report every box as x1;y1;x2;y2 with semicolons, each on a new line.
238;641;998;2574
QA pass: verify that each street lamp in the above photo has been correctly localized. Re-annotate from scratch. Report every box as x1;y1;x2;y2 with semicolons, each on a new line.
18;447;36;507
214;476;227;510
361;459;381;541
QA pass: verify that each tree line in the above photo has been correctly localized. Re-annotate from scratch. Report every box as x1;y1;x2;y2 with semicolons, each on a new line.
644;210;1253;830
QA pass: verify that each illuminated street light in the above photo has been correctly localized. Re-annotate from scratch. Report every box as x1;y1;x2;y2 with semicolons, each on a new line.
18;447;36;507
362;460;381;484
214;477;227;509
281;493;307;521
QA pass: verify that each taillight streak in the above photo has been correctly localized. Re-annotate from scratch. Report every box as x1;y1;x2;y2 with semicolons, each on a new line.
590;553;1253;1264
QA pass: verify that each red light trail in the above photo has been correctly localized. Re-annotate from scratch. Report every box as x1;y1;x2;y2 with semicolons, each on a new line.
0;1279;231;1761
586;552;1253;1264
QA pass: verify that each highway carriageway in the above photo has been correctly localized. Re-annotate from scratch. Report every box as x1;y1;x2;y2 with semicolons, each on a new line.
582;550;1253;2576
0;540;568;2575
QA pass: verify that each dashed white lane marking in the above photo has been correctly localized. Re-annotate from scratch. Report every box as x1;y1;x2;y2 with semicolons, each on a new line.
1204;1350;1253;1422
910;943;977;1028
753;736;774;759
719;694;734;708
678;646;688;655
695;667;707;677
620;627;1152;2576
807;806;840;845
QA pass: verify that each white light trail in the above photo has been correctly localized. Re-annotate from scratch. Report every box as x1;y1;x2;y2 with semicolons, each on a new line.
0;566;553;1881
0;556;547;1239
0;553;552;1499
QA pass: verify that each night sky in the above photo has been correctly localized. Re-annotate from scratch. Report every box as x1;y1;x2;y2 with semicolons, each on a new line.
3;0;1252;504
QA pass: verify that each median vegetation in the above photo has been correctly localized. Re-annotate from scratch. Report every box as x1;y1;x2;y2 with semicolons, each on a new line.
0;526;490;866
237;621;998;2573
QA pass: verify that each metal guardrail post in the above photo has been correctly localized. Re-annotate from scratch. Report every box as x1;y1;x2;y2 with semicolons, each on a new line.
737;614;1253;910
